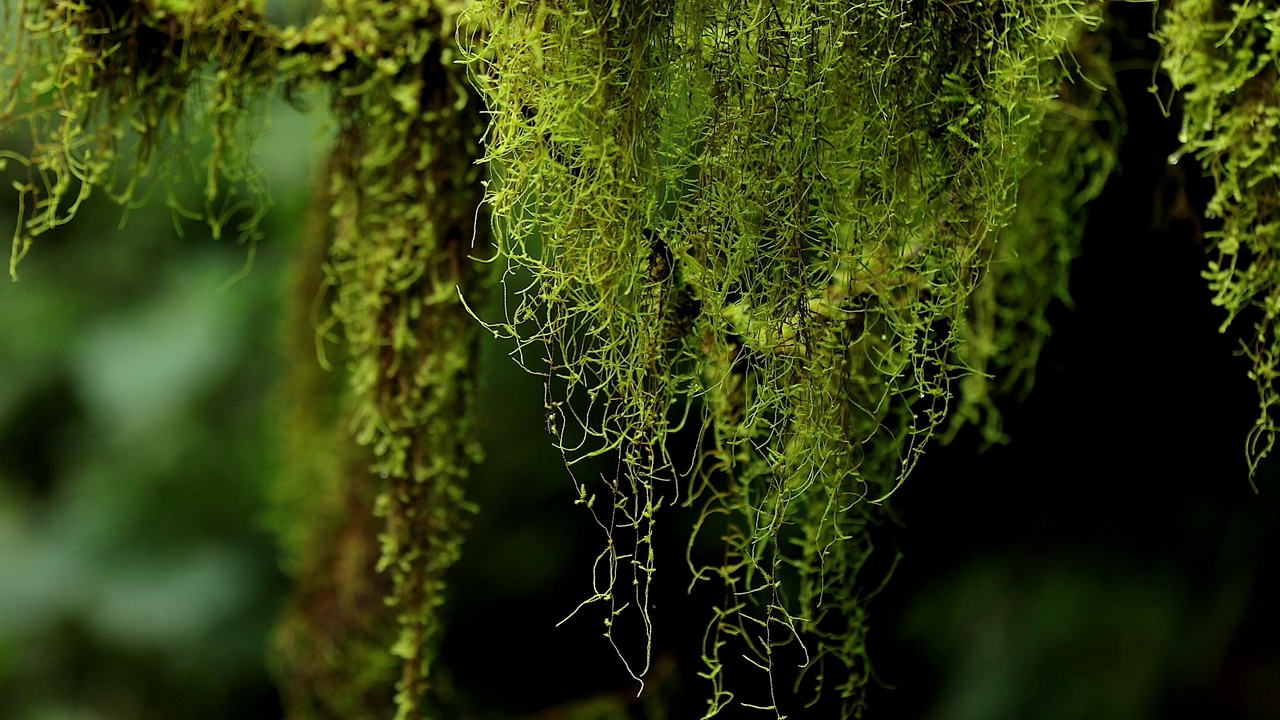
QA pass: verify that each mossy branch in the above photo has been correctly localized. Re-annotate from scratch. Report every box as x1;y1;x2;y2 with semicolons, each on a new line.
4;2;492;718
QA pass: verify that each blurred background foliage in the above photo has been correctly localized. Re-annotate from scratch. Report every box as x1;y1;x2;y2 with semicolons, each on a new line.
1;3;1279;720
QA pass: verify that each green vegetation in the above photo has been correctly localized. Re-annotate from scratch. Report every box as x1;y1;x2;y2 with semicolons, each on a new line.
2;1;1276;718
1158;0;1280;477
465;2;1112;713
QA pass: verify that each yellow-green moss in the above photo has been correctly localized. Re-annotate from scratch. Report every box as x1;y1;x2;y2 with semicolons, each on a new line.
1158;0;1280;477
1;0;278;278
465;1;1107;715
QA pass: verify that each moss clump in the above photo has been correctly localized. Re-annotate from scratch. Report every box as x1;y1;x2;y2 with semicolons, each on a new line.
466;1;1108;714
4;2;492;716
1158;0;1280;476
1;0;278;278
952;26;1120;445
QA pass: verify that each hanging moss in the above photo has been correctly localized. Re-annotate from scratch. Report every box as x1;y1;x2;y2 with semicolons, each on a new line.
465;1;1109;715
1158;0;1280;477
0;0;278;278
4;1;492;717
269;153;401;720
273;2;492;716
951;25;1120;445
22;0;1277;717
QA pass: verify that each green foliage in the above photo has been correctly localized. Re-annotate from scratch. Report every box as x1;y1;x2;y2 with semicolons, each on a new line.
4;1;492;717
0;0;278;278
1158;0;1280;476
465;1;1108;715
952;27;1120;444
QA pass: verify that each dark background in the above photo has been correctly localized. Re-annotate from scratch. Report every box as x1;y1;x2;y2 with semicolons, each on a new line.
2;3;1277;719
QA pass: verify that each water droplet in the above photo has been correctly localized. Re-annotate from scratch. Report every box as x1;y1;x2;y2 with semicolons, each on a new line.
1168;152;1182;166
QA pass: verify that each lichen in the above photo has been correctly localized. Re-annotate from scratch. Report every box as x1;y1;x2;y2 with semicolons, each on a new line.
464;1;1106;715
1158;0;1280;477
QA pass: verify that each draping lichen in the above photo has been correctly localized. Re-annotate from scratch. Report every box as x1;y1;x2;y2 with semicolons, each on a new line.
465;1;1105;715
0;0;277;278
1158;0;1280;476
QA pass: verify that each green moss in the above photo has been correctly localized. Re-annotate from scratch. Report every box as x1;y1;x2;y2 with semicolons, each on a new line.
4;2;492;716
1158;0;1280;477
23;0;1271;716
952;25;1120;445
465;1;1108;714
281;3;490;717
1;0;278;278
269;154;401;720
272;437;401;720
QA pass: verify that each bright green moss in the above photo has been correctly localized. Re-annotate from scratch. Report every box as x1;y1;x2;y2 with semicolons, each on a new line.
1158;0;1280;477
4;2;491;717
0;0;278;278
465;1;1108;715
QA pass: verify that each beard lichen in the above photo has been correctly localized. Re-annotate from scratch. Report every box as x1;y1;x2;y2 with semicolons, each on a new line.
464;0;1108;715
1158;0;1280;477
